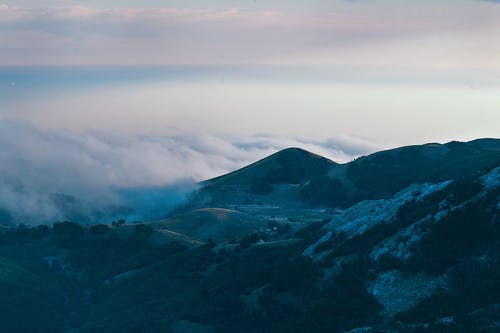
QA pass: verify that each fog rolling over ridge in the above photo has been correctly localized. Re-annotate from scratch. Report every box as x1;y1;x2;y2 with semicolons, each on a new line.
0;120;377;225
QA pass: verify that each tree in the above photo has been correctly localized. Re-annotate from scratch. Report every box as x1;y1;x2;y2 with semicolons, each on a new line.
52;221;84;247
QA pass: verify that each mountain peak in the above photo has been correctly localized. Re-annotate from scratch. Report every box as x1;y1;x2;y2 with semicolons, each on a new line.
195;138;500;210
271;147;337;163
204;146;336;188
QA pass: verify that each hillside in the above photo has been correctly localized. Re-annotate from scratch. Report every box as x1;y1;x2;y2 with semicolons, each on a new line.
205;147;338;187
193;147;338;208
152;208;265;243
0;139;498;333
186;138;500;211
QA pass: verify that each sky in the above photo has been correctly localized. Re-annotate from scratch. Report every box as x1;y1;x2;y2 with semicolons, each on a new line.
0;0;498;141
0;0;499;223
1;0;500;68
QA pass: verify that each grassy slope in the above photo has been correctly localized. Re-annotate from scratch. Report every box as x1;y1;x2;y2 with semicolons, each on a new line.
152;208;265;243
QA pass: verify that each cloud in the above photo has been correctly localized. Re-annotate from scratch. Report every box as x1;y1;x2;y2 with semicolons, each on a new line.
2;1;499;66
0;120;378;225
0;4;255;23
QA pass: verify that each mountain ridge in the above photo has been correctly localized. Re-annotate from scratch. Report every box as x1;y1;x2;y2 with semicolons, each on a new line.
185;138;500;212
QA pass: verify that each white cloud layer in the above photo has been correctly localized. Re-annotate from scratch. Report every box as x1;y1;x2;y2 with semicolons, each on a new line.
0;120;379;225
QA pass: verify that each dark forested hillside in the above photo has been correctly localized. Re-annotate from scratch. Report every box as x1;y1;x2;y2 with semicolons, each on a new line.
191;139;500;210
0;139;499;333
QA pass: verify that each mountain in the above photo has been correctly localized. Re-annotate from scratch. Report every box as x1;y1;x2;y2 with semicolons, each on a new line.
205;147;338;187
0;139;499;333
186;138;500;210
196;147;338;207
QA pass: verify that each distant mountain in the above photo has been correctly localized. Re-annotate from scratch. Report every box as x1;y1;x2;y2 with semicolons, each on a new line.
194;147;338;208
188;138;500;210
0;138;498;333
205;147;337;187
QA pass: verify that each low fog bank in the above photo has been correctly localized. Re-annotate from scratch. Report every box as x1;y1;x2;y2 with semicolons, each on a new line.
0;120;379;225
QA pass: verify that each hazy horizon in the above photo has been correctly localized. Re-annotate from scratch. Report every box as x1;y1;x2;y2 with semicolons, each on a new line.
2;0;499;145
2;65;499;144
